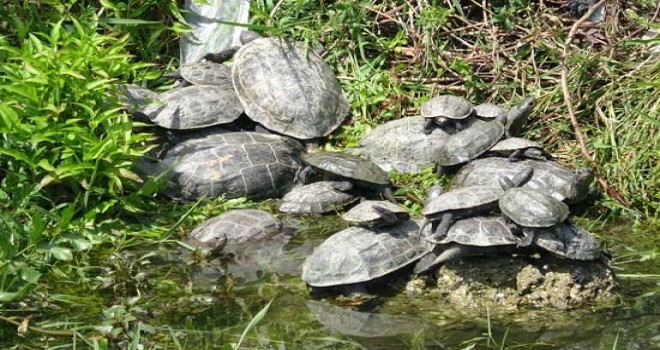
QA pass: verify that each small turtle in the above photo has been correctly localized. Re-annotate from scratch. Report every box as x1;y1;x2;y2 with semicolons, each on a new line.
498;184;570;230
473;103;506;120
421;95;474;134
486;137;553;162
208;32;349;140
301;220;433;293
454;158;594;204
532;222;605;261
505;97;535;137
342;200;410;228
186;209;283;255
414;216;522;274
420;167;534;241
300;152;396;203
278;181;358;214
161;131;303;200
350;116;451;174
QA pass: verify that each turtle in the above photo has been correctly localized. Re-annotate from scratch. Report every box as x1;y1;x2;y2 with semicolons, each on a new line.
486;137;553;162
161;131;303;200
531;221;605;261
420;95;474;134
299;152;397;203
301;220;433;293
498;184;570;231
186;209;283;255
420;167;534;241
163;61;233;87
453;158;594;204
141;84;244;130
278;181;358;214
349;116;452;174
473;103;506;120
207;32;349;140
414;216;522;274
341;200;410;228
504;97;536;137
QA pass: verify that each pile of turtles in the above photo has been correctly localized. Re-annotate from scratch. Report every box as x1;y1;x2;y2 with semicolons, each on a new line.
121;31;614;308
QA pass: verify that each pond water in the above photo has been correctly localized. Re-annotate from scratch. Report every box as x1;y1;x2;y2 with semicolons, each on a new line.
1;217;658;349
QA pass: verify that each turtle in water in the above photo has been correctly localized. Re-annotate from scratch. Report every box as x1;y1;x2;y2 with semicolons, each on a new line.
301;220;433;294
161;131;303;200
299;152;397;203
349;116;452;174
420;167;534;241
186;209;283;256
414;216;523;274
486;137;553;162
278;181;358;214
454;158;594;204
342;200;410;228
420;95;474;134
206;31;349;141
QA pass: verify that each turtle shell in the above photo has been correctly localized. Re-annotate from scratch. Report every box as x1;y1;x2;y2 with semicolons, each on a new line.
302;152;391;186
420;95;473;120
143;84;244;130
435;119;505;166
177;61;233;87
278;181;358;214
301;220;433;287
474;103;506;120
454;158;592;204
188;209;283;249
352;116;451;174
232;37;349;139
499;187;569;228
489;137;543;152
437;216;518;247
533;222;604;260
163;132;303;200
422;185;503;219
341;200;409;226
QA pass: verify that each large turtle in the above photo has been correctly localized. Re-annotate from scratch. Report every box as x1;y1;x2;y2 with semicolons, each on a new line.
211;32;349;140
421;95;474;134
454;158;594;204
186;209;283;255
349;116;452;174
300;152;396;203
278;181;358;214
414;216;522;274
341;200;410;228
301;220;433;293
161;131;303;200
420;167;534;240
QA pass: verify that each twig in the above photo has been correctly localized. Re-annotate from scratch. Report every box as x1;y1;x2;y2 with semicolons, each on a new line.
0;315;80;337
560;0;629;207
266;0;286;27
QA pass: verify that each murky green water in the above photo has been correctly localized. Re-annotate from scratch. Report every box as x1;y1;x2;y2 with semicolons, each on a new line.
1;218;658;349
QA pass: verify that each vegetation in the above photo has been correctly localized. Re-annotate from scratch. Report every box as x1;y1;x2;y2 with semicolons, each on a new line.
0;0;658;349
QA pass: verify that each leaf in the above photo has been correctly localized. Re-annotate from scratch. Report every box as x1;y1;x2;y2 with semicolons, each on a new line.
233;299;273;350
49;246;73;261
118;168;143;183
20;267;41;284
50;19;63;46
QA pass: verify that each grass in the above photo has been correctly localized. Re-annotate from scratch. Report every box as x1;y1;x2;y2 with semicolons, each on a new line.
0;0;658;349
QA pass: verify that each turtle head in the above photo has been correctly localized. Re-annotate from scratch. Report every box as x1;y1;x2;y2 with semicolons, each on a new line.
575;168;594;185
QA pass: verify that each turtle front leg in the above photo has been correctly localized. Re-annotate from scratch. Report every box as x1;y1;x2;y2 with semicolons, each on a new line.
381;186;397;204
423;118;435;135
507;149;524;162
425;213;453;242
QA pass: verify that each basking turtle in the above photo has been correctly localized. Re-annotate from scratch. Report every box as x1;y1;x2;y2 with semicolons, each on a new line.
420;167;534;241
209;32;349;140
278;181;358;214
301;220;433;293
504;97;536;137
300;152;396;203
350;116;451;174
342;200;410;228
532;222;605;261
142;84;244;130
454;158;594;204
498;184;570;230
473;103;506;120
162;131;303;200
186;209;283;255
414;216;522;274
420;95;474;134
486;137;553;162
